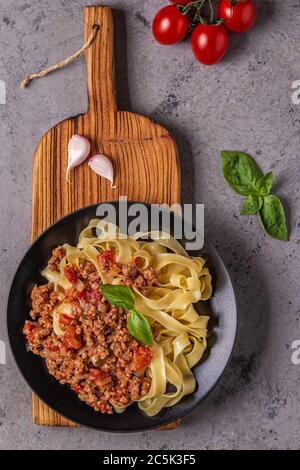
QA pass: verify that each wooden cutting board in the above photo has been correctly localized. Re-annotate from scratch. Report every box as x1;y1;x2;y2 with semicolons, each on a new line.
30;5;180;428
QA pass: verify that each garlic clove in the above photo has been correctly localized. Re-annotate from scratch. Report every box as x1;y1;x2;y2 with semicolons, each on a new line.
67;135;91;182
88;155;117;189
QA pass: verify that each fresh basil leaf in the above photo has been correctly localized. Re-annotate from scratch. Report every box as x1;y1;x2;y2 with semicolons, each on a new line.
101;284;135;309
258;195;288;241
256;171;273;196
240;195;263;215
221;150;263;196
127;309;153;347
101;285;153;345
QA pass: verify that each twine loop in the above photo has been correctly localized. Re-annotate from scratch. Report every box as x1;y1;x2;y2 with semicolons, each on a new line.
20;24;100;89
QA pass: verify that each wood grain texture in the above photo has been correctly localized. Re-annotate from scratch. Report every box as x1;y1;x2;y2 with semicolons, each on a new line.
31;6;180;428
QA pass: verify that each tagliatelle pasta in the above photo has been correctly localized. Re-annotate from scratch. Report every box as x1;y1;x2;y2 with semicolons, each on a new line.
39;219;213;416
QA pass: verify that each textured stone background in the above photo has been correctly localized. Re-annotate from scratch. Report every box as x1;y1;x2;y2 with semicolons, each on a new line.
0;0;300;450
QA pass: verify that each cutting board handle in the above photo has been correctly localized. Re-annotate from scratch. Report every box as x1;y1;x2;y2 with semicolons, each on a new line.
84;6;117;131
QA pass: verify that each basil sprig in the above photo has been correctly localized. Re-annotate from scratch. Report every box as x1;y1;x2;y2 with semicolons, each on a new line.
221;151;288;241
101;284;153;347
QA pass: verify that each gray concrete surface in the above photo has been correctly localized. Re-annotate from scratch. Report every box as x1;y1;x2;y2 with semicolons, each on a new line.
0;0;300;450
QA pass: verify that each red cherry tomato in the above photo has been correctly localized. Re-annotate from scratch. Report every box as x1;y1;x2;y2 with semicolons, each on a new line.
218;0;256;33
191;24;229;65
169;0;192;5
153;5;190;46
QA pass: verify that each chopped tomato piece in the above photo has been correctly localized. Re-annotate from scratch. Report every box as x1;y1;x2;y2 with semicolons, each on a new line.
59;313;73;327
132;257;142;268
64;286;77;299
89;368;112;387
78;287;102;304
87;288;102;303
64;265;77;285
23;321;35;334
62;326;82;350
110;265;121;275
133;345;153;371
23;321;37;343
46;342;60;353
71;384;83;393
100;403;108;413
77;289;87;300
98;249;116;269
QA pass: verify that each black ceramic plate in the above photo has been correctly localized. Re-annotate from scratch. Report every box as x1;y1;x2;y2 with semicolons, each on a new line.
7;202;237;432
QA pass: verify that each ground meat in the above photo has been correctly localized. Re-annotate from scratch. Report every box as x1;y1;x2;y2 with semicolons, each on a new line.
23;320;53;354
123;264;157;292
134;275;146;289
143;267;157;284
141;377;151;396
30;283;58;320
23;249;156;415
78;261;98;280
88;271;100;283
122;264;137;286
47;246;65;271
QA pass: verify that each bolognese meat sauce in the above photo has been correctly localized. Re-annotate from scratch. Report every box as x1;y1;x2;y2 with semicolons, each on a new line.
23;248;156;414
